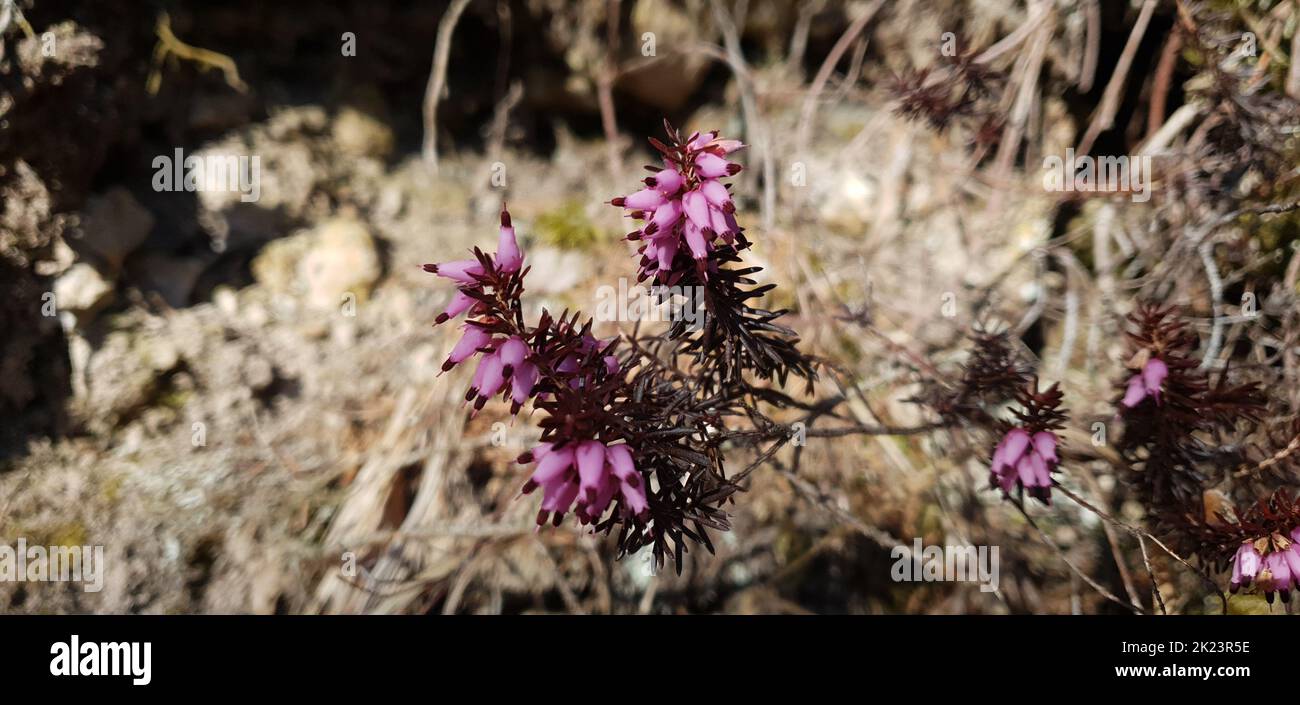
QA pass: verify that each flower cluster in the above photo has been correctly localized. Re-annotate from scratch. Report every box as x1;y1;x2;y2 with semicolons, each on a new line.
519;440;648;527
611;123;745;283
1115;304;1264;512
990;428;1058;504
424;207;656;529
1230;532;1300;603
424;209;537;413
985;380;1066;505
421;125;818;572
1120;355;1168;408
424;208;522;327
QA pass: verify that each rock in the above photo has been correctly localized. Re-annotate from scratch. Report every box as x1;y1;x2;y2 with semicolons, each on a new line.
240;355;274;392
213;286;240;318
72;188;155;273
298;219;381;310
33;235;76;277
252;217;381;311
195;107;330;253
79;329;181;433
250;234;310;298
331;106;394;159
0;160;65;267
53;262;114;319
125;252;207;308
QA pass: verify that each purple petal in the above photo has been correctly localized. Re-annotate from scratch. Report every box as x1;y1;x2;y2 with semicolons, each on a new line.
624;188;666;211
575;440;607;498
531;447;574;486
511;361;538;404
682;190;711;230
447;325;491;365
651;168;684;195
1032;431;1058;464
496;224;521;272
1001;428;1031;465
1121;375;1147;407
1143;357;1168;402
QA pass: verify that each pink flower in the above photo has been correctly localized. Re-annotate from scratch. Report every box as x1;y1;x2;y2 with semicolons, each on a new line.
520;441;649;527
1230;541;1262;592
1121;357;1168;407
444;324;491;370
1230;534;1300;603
612;128;745;282
423;206;525;326
496;209;522;273
464;335;537;412
989;427;1059;504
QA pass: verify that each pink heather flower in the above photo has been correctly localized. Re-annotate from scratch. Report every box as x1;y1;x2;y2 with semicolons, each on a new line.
426;259;483;285
989;427;1059;504
1231;534;1300;603
520;441;648;527
444;324;491;369
1260;551;1296;602
424;206;525;325
496;209;522;272
463;335;538;412
1230;541;1262;592
612;129;746;282
1121;357;1168;407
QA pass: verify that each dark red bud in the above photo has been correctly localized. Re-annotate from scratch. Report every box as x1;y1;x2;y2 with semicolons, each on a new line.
726;163;742;175
610;197;626;207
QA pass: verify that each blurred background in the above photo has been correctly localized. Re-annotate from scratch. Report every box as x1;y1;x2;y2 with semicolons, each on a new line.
2;0;1298;614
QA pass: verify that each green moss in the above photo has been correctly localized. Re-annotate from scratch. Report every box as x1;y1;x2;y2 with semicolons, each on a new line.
1223;593;1272;615
100;474;125;504
156;387;193;411
535;200;605;249
45;521;89;547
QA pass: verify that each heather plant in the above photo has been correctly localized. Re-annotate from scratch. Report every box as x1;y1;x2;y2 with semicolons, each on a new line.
419;1;1300;606
425;123;817;571
877;2;1300;614
425;116;1300;607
